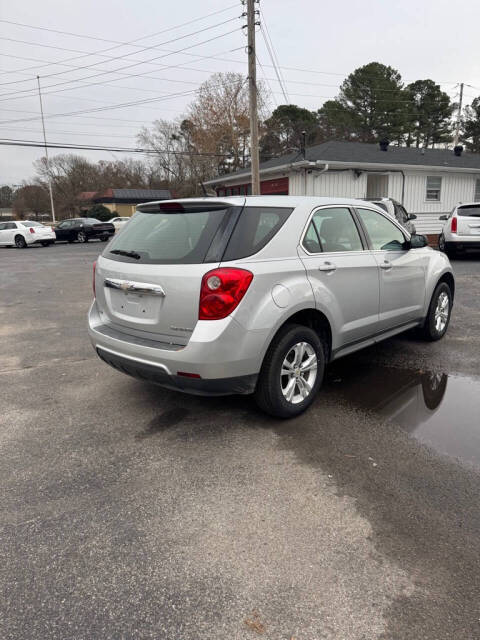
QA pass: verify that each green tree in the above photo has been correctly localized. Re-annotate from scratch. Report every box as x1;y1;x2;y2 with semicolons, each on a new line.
462;97;480;152
88;204;112;221
405;80;453;147
318;62;407;143
260;104;321;160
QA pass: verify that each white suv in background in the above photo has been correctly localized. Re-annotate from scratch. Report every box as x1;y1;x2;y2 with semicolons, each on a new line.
0;220;56;248
439;203;480;257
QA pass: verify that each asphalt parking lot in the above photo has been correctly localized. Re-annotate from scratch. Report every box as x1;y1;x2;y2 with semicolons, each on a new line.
1;242;480;640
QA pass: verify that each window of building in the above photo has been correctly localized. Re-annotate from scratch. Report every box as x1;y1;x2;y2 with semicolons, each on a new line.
474;179;480;202
426;176;442;201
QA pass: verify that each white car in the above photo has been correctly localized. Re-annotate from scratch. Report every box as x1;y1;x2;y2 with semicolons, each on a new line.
439;202;480;257
108;216;131;233
0;220;56;248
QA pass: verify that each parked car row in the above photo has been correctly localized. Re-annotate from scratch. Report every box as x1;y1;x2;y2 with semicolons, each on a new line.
0;216;122;248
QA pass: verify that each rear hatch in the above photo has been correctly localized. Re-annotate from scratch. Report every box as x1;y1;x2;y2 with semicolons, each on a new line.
94;200;243;345
457;204;480;236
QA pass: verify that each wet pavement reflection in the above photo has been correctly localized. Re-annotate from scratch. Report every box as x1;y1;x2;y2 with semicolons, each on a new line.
324;361;480;469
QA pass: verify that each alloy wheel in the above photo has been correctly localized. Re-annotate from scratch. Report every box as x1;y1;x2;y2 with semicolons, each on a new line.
280;341;318;404
434;291;449;333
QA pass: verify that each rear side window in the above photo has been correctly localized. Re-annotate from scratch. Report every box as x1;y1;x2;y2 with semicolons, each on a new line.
457;205;480;217
222;206;293;260
105;206;230;264
373;202;388;213
21;221;43;227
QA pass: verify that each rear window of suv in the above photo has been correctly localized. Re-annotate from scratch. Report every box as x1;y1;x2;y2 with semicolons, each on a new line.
457;205;480;216
105;203;293;264
222;206;293;260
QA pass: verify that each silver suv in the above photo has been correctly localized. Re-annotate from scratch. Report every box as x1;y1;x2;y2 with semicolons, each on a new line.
88;197;454;418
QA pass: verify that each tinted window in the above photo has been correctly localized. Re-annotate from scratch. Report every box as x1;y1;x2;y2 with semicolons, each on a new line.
223;206;293;260
309;207;363;253
21;221;43;227
0;223;5;231
357;208;406;251
302;221;322;253
106;207;228;264
5;222;16;230
457;205;480;217
84;218;101;224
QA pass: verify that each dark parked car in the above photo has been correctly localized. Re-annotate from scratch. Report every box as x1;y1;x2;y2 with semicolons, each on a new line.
54;218;115;243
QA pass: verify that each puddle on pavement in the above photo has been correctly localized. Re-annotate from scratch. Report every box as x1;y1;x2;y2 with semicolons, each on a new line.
324;362;480;469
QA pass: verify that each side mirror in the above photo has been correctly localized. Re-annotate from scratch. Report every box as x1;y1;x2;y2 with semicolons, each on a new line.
439;215;448;221
408;213;417;220
410;233;428;249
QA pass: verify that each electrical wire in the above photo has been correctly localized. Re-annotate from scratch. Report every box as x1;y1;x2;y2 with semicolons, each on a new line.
0;22;241;101
0;137;238;157
259;9;289;102
0;5;239;80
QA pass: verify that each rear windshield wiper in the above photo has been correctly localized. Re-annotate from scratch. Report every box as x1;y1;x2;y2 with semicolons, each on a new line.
110;249;141;260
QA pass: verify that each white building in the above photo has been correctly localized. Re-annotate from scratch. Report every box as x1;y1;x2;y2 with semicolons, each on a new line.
204;141;480;236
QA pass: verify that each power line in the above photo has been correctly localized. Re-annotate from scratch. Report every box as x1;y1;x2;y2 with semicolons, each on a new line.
259;9;289;102
0;5;239;79
0;46;247;104
0;21;241;100
0;76;250;125
0;137;238;157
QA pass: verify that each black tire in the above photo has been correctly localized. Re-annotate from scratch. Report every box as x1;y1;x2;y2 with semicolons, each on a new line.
421;282;452;341
14;235;27;248
438;234;447;253
77;230;88;243
254;323;326;418
100;235;108;242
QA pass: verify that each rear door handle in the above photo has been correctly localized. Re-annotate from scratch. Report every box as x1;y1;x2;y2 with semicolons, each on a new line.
318;261;337;272
380;260;393;270
104;278;166;296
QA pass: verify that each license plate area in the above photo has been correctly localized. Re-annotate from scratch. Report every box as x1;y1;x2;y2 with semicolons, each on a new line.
108;289;161;322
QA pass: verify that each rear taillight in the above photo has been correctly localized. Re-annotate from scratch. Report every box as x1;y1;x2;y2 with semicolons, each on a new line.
451;216;457;233
93;260;96;297
199;268;253;320
29;227;35;234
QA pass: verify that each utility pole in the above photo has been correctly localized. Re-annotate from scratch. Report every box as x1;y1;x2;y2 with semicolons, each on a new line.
246;0;260;195
37;75;56;223
453;82;464;148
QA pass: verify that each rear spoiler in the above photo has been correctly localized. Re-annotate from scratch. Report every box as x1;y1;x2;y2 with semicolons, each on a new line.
136;200;238;213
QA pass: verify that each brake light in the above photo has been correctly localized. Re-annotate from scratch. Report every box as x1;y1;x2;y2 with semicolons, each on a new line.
451;216;457;233
199;268;253;320
29;227;35;234
93;260;96;297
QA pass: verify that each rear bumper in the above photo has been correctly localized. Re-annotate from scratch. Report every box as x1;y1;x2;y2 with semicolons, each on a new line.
445;240;480;252
88;300;267;395
89;230;115;239
96;347;257;395
27;233;56;244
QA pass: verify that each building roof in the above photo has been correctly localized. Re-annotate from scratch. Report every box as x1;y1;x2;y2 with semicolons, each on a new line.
205;141;480;185
77;191;97;201
94;188;172;201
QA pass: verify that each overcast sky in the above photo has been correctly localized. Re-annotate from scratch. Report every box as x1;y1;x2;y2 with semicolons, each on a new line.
1;0;479;184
